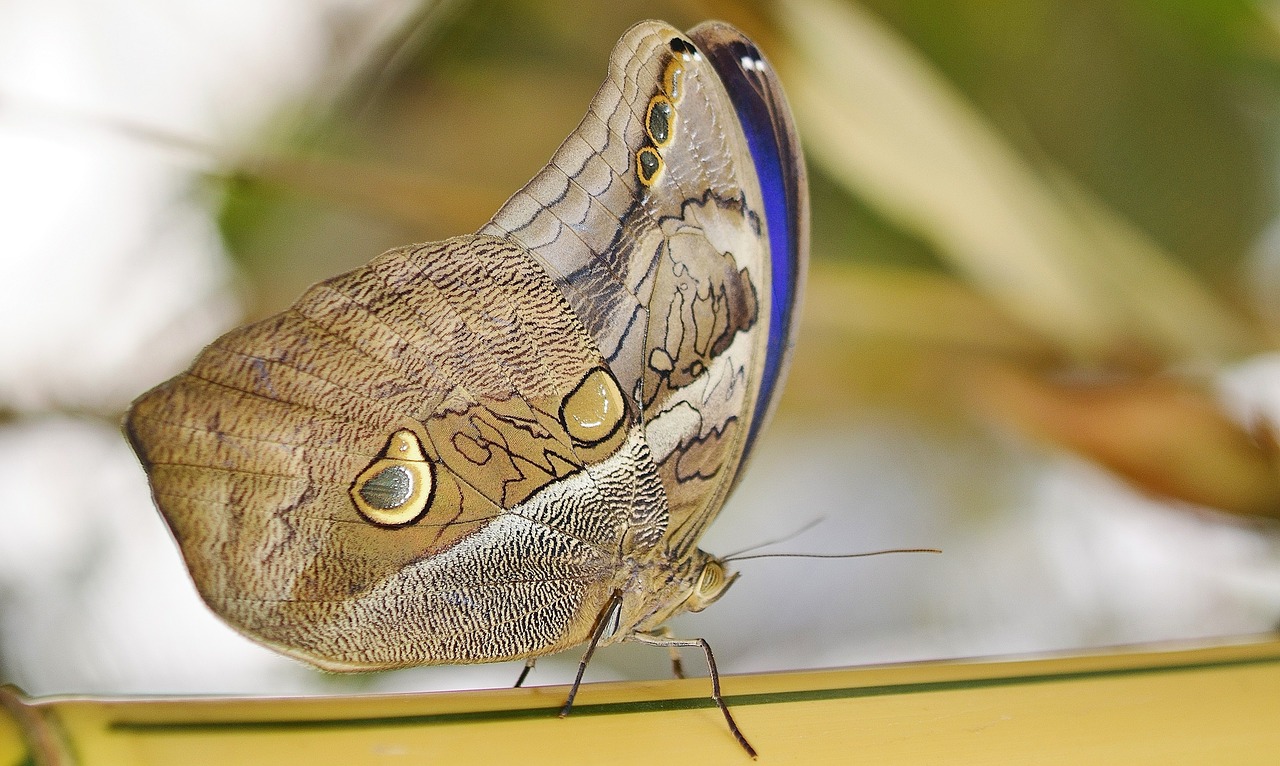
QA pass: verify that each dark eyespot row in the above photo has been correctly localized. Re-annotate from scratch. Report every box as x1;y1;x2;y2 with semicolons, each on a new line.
635;42;695;187
636;147;662;186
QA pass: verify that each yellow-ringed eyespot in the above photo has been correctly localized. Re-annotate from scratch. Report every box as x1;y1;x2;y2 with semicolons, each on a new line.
350;430;435;527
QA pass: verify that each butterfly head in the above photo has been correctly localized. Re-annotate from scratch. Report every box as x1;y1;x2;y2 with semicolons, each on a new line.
620;549;740;638
684;554;739;613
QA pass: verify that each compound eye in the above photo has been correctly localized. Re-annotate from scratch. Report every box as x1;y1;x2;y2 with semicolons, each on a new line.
696;561;726;598
687;560;737;613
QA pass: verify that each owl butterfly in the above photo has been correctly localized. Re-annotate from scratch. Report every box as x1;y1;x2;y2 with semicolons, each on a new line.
126;19;807;757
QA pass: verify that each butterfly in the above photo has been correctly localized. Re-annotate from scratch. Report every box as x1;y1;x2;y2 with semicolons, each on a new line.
125;19;808;757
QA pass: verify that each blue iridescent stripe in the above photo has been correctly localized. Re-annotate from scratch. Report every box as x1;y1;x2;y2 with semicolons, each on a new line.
700;39;803;461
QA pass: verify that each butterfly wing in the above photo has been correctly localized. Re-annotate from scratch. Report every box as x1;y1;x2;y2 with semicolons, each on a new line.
127;235;661;669
484;20;808;557
126;20;807;671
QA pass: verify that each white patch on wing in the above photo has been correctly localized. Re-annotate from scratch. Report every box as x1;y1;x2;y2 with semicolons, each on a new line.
644;326;755;464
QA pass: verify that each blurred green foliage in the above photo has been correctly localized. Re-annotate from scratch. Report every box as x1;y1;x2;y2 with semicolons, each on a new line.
861;0;1277;278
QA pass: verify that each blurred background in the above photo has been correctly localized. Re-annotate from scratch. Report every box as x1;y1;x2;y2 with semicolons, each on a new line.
2;0;1280;698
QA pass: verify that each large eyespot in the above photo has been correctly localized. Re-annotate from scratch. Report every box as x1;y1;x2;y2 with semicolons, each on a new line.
350;430;435;527
560;367;625;446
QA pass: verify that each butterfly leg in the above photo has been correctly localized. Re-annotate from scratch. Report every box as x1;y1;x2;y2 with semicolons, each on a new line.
513;658;536;688
630;632;757;759
647;626;686;678
560;591;623;718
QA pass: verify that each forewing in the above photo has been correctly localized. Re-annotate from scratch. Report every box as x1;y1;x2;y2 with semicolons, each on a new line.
483;20;808;555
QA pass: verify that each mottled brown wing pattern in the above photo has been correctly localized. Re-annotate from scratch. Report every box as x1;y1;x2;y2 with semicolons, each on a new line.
129;235;645;668
484;21;771;558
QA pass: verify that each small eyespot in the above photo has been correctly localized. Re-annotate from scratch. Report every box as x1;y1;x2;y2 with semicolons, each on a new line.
646;96;674;146
350;429;435;527
636;147;662;186
560;367;625;446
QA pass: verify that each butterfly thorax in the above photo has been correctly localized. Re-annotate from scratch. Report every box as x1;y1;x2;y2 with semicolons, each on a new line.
605;547;738;644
